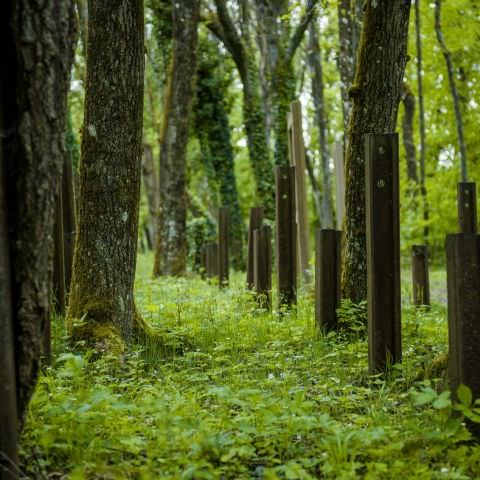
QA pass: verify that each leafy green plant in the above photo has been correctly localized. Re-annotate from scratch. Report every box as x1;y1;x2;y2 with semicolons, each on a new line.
336;299;368;336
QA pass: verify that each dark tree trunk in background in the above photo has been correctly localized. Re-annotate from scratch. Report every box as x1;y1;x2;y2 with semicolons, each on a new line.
209;0;274;217
415;0;429;242
308;17;334;228
68;0;145;346
153;0;199;276
62;154;76;294
434;0;468;182
337;0;363;134
401;83;419;184
0;0;76;472
342;0;411;303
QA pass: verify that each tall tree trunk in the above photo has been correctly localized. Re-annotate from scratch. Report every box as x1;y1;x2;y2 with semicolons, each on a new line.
342;0;411;303
62;153;76;295
153;0;199;276
68;0;145;345
415;0;429;242
434;0;468;182
1;1;76;470
401;83;419;184
337;0;363;133
308;17;334;228
209;0;274;217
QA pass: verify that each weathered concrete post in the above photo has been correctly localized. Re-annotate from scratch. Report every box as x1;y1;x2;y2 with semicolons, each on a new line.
218;207;229;287
247;206;264;289
205;243;218;280
315;229;342;332
411;245;430;306
365;133;401;373
333;140;345;231
253;225;272;310
275;166;297;308
287;101;310;284
457;182;477;234
446;233;480;430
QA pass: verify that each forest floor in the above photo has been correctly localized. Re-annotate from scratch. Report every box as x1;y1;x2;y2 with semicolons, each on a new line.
20;254;480;479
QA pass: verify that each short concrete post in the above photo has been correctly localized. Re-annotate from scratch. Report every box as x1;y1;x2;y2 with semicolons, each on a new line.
253;225;272;310
247;206;264;289
218;207;229;287
411;245;430;306
275;166;297;308
315;229;342;332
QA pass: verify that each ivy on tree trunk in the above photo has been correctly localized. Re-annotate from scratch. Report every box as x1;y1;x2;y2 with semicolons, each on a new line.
153;0;199;276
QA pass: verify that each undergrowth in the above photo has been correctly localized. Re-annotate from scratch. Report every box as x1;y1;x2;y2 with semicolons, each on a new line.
19;254;480;479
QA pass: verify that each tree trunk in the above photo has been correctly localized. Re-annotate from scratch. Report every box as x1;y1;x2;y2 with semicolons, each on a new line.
153;0;199;276
337;0;363;133
308;17;334;228
255;0;318;167
415;0;429;242
68;0;145;346
209;0;274;217
434;0;468;182
400;83;419;184
1;1;76;467
342;0;411;303
194;46;245;270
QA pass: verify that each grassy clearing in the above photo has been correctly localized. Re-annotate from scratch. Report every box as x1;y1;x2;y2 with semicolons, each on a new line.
20;254;480;479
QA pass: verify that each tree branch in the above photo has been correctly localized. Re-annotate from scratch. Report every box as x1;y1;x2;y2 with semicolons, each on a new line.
286;0;319;64
211;0;248;83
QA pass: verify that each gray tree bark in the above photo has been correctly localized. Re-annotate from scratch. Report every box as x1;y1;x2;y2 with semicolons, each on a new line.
153;0;199;276
337;0;363;133
308;17;334;228
342;0;411;303
68;0;145;345
1;0;76;475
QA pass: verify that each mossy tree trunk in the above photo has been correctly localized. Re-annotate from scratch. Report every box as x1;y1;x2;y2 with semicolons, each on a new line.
0;0;76;469
209;0;274;217
337;0;363;134
68;0;145;347
153;0;199;276
341;0;411;303
194;43;245;270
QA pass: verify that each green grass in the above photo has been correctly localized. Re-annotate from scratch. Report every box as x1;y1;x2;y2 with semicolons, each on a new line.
19;254;480;479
